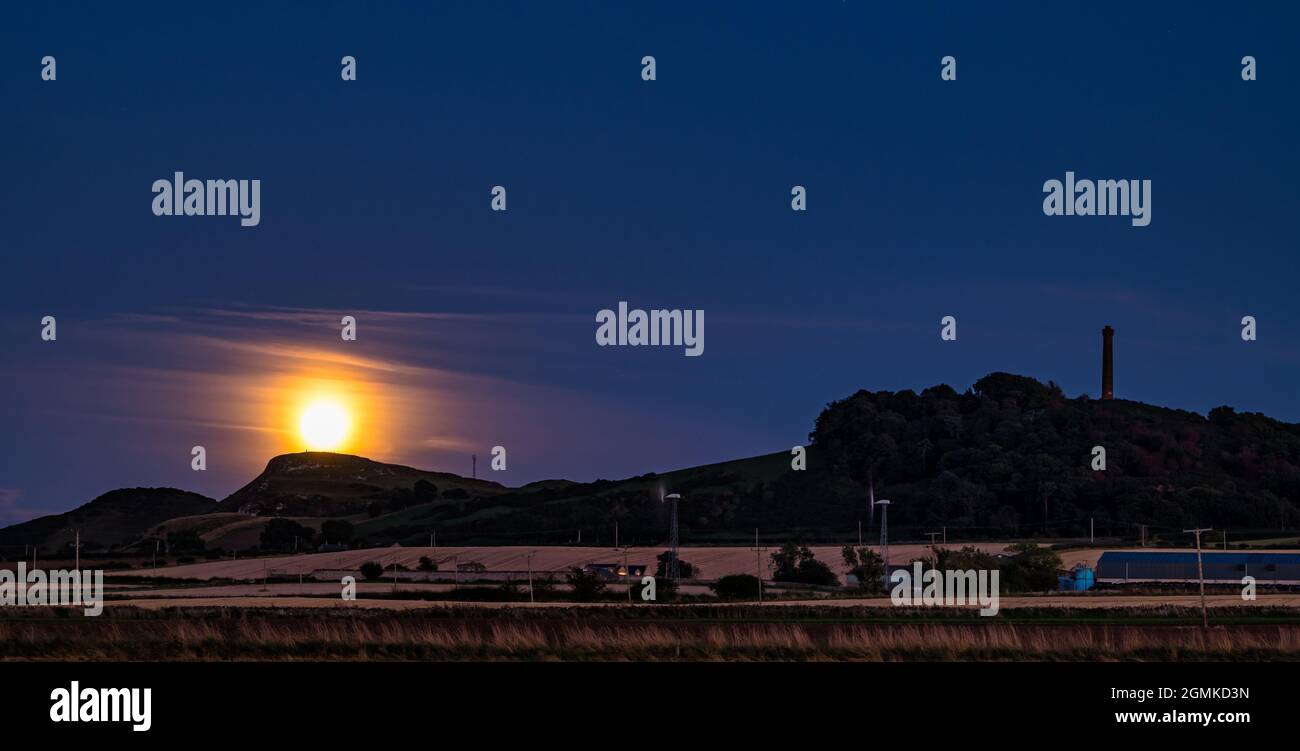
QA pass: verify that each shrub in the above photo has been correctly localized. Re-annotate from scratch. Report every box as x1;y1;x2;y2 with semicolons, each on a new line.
1001;543;1062;592
319;519;354;545
654;550;696;579
359;561;384;580
771;543;839;586
711;574;761;599
842;546;886;592
259;518;315;552
565;567;607;601
413;480;439;501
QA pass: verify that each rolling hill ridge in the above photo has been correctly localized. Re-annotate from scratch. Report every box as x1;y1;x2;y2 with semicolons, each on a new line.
6;372;1300;555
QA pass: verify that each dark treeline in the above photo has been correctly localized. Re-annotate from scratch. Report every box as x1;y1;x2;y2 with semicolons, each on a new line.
811;372;1300;540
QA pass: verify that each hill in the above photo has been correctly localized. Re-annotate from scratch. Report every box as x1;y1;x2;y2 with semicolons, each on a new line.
0;488;215;554
810;372;1300;540
215;452;509;517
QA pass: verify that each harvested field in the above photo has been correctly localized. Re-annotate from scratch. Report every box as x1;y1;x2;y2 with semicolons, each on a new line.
107;543;1012;581
104;592;1300;611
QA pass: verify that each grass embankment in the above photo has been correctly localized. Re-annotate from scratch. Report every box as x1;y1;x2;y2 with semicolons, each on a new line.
5;605;1300;661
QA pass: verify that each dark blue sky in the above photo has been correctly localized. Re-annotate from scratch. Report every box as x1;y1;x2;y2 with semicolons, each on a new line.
2;2;1297;520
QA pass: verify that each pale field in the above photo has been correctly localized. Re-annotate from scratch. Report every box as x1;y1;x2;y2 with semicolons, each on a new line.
109;543;1012;581
103;592;1300;611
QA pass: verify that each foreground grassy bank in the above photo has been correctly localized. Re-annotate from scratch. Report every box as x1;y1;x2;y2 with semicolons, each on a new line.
5;605;1300;661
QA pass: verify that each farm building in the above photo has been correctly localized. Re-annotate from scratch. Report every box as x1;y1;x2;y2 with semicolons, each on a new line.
1096;551;1300;585
585;563;648;581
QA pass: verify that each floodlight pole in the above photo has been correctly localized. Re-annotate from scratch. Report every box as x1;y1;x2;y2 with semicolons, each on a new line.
875;499;893;592
1184;527;1212;628
665;493;682;580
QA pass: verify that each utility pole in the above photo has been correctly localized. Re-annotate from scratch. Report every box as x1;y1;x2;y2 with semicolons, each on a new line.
664;493;681;580
615;522;619;551
1185;527;1212;629
472;454;477;479
875;499;893;592
925;531;941;547
942;526;947;545
750;528;768;604
623;546;631;602
1223;530;1227;551
857;520;862;547
526;551;535;604
1090;517;1095;545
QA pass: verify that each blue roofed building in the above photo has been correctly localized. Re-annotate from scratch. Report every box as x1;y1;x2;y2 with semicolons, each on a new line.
1096;551;1300;584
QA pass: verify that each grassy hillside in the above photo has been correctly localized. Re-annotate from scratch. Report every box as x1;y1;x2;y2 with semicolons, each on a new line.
354;450;799;547
0;488;215;554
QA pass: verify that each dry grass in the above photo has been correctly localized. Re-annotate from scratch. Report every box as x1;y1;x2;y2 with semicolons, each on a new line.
3;609;1300;661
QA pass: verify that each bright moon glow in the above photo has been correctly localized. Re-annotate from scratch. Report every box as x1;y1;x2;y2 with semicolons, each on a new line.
299;400;351;451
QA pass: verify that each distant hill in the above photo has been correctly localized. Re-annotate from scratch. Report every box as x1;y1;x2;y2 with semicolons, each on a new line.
215;452;509;517
0;488;215;554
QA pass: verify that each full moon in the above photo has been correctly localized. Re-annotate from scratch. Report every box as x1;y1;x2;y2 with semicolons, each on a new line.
299;400;350;451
